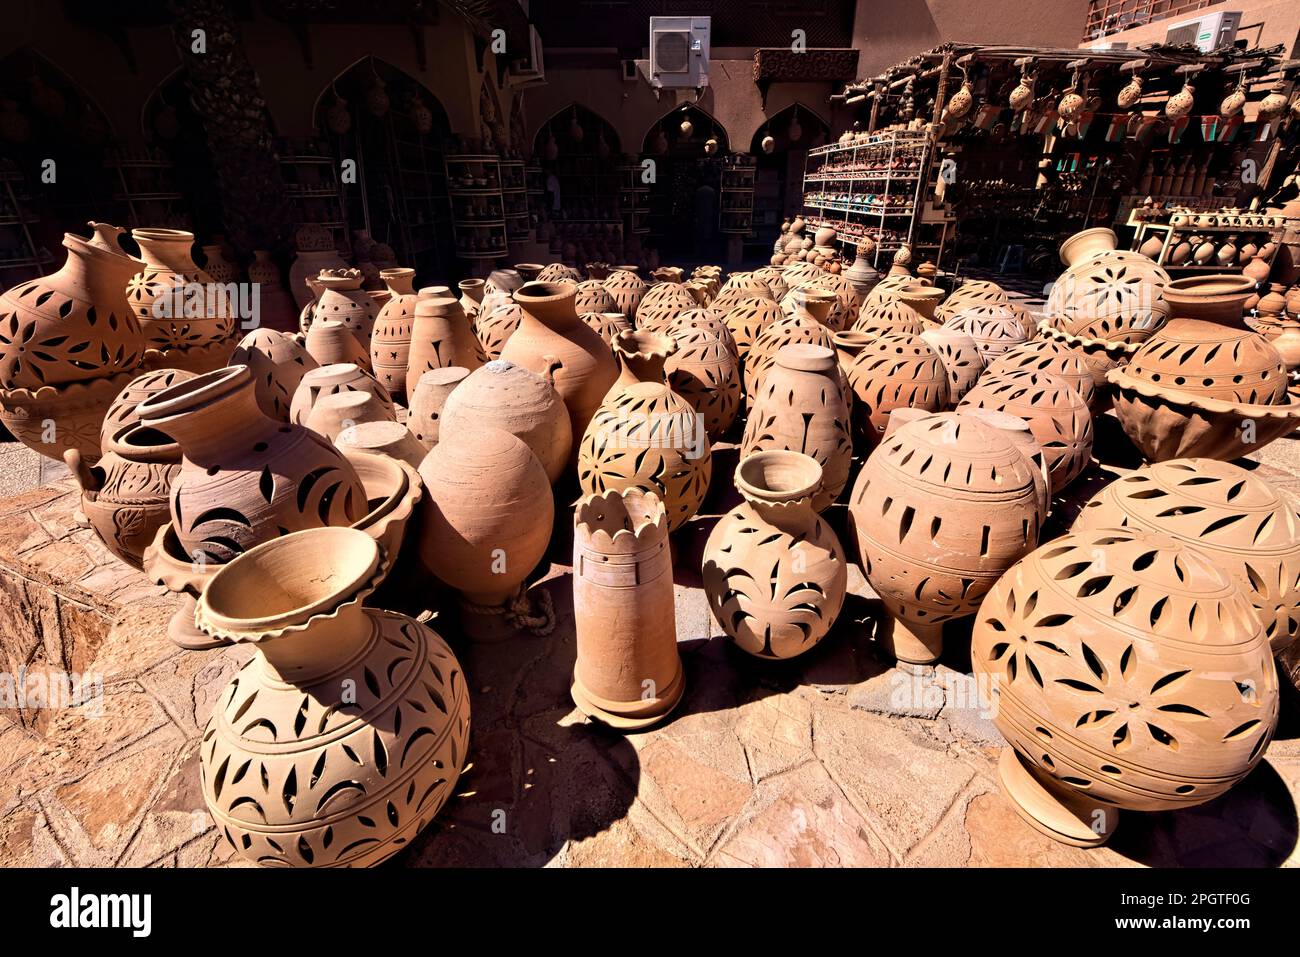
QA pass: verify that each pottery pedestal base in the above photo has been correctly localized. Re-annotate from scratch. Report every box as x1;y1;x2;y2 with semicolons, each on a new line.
998;748;1118;847
571;658;685;731
166;594;228;651
881;617;944;665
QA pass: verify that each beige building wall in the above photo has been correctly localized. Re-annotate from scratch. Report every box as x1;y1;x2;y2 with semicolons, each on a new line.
1077;0;1300;54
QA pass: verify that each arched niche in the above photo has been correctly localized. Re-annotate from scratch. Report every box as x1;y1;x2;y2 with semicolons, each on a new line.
533;103;622;161
749;102;832;229
641;103;730;157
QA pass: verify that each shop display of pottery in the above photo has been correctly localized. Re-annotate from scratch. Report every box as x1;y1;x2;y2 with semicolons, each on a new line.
408;366;468;450
984;337;1098;410
1073;458;1300;654
919;327;985;405
474;292;524;360
137;364;367;564
440;358;572;484
305;317;370;370
369;267;419;400
416;427;554;640
502;281;619;446
941;303;1029;359
702;450;847;659
742;344;852;511
959;370;1094;495
971;525;1277;846
635;282;697;333
848;410;1046;664
405;294;486;398
604;268;648;319
1109;318;1300;461
664;324;741;440
844;332;948;446
571;489;684;728
195;526;470;867
229;327;317;422
1161;274;1256;327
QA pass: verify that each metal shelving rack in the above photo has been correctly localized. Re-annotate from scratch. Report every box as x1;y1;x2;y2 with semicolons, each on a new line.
719;157;756;236
446;153;506;262
500;159;530;248
617;163;650;235
0;166;51;282
277;138;347;249
1127;210;1283;273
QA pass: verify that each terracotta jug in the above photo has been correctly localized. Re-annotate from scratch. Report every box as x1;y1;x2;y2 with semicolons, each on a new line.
195;526;471;867
665;324;741;440
311;268;378;356
572;489;684;729
369;267;419;400
126;227;234;368
440;358;572;484
703;450;848;659
742;344;852;512
229;327;318;422
137;364;367;564
502;281;619;446
406;294;486;398
408;366;468;450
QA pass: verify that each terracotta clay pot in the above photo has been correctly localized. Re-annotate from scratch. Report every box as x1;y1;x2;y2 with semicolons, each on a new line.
783;275;860;332
305;317;369;370
919;327;985;405
408;366;468;450
853;299;926;336
933;280;1009;323
142;522;223;650
742;344;852;511
894;283;944;321
304;389;395;440
1109;319;1300;461
486;268;525;297
611;329;675;391
369;267;419;400
440;358;573;484
844;332;948;447
635;282;697;333
138;364;367;563
538;263;581;283
753;265;789;299
580;311;632;358
101;368;196;446
502;281;619;446
340;447;423;571
571;489;684;729
416;427;554;640
722;297;784;367
972;525;1277;846
458;278;485;320
1074;458;1300;654
1161;274;1256;327
195;526;470;867
716;272;772;305
1046;247;1171;347
665;324;741;440
703;450;847;659
848;410;1045;664
579;381;711;532
229;327;317;422
474;292;523;360
745;290;838;400
290;361;394;427
405;294;486;398
603;269;648;318
941;304;1029;359
575;280;617;315
335;420;425;468
126;228;234;369
1059;227;1119;267
984;337;1098;410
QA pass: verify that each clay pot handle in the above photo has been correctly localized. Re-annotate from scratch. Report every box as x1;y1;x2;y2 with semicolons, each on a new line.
541;354;563;384
63;449;100;499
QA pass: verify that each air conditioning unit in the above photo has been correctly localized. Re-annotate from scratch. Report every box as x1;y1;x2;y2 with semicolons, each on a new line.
649;16;710;89
1165;11;1241;52
513;25;545;83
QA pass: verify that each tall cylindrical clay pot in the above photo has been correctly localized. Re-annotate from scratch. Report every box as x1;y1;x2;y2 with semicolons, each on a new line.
369;267;419;401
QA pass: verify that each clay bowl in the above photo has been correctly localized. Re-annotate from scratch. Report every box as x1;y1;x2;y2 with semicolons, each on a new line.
1161;275;1256;328
340;448;423;577
894;283;945;321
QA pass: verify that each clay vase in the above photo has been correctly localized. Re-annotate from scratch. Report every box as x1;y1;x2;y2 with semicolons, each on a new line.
458;278;486;320
571;489;685;728
722;297;785;368
304;389;395;441
335;420;426;469
844;332;948;447
229;327;318;422
201;244;237;283
502;281;619;446
416;427;554;640
126;228;234;370
305;317;369;370
195;526;470;867
1161;274;1256;327
985;337;1098;410
440;358;572;484
311;268;378;357
603;269;648;319
848;410;1045;664
137;365;367;563
665;324;741;440
959;370;1095;495
971;525;1277;847
369;267;419;401
290;362;394;427
843;245;881;297
919;327;985;405
475;292;523;360
1074;458;1300;654
1244;255;1272;287
703;450;848;659
486;268;524;298
610;329;675;391
742;344;852;512
405;294;486;398
248;250;297;332
408;366;469;450
579;381;711;533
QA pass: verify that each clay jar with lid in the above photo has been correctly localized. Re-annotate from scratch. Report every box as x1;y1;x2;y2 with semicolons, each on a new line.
848;410;1046;664
369;267;419;400
229;327;318;422
742;344;852;512
195;526;470;867
440;358;573;484
702;450;848;659
137;364;367;564
310;268;379;356
405;294;486;398
572;489;684;729
971;525;1277;846
844;332;948;447
502;281;619;446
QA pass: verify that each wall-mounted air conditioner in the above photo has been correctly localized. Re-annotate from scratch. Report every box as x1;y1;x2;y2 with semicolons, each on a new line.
1165;11;1241;52
513;25;545;84
649;16;710;89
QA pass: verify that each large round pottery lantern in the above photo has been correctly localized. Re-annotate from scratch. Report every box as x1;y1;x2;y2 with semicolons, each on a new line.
722;297;784;364
474;293;523;360
852;299;926;336
849;411;1046;664
971;525;1278;847
933;279;1009;323
703;450;847;659
1073;459;1300;654
920;327;985;405
604;269;648;318
985;337;1098;410
229;327;318;422
959;370;1094;495
665;324;741;440
1109;318;1300;461
1045;251;1170;345
941;304;1028;359
195;527;470;867
635;282;697;332
844;332;948;447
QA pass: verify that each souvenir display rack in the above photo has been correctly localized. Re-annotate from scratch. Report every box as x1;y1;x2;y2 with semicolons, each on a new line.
719;156;756;235
446;153;506;261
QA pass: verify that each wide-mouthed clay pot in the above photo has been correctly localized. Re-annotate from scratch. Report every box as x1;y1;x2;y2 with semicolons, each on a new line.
703;450;847;659
369;267;419;400
440;358;572;484
572;489;684;729
100;368;196;445
474;292;523;360
894;283;944;321
984;337;1098;410
405;295;486;398
290;362;393;427
1109;318;1300;461
743;344;851;511
1058;227;1120;267
1161;274;1256;327
603;269;648;318
195;526;470;867
610;329;675;391
665;324;741;440
844;332;948;447
848;410;1045;664
137;364;367;564
229;327;317;422
972;524;1277;846
126;228;234;370
919;327;985;404
408;366;468;450
339;448;423;573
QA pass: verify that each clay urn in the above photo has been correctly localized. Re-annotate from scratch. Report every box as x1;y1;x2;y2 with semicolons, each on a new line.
229;327;317;422
194;526;470;867
335;420;426;469
844;332;948;447
408;366;469;450
848;410;1046;664
844;243;882;298
745;288;838;400
305;317;370;370
702;450;848;659
405;294;486;398
742;344;852;512
1273;318;1300;373
439;358;573;484
458;278;486;320
502;281;619;446
416;426;554;640
919;327;985;405
475;292;523;360
972;525;1277;846
1161;274;1256;327
369;267;419;401
571;488;684;728
665;324;741;440
137;364;367;564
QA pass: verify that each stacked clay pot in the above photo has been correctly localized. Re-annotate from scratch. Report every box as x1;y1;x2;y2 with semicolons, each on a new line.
742;344;852;512
290;362;394;427
972;524;1277;846
919;327;985;405
702;450;847;659
665;323;741;440
848;410;1046;664
844;332;948;447
229;327;317;422
572;489;684;728
0;222;146;460
369;267;419;401
195;526;470;867
405;293;485;398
